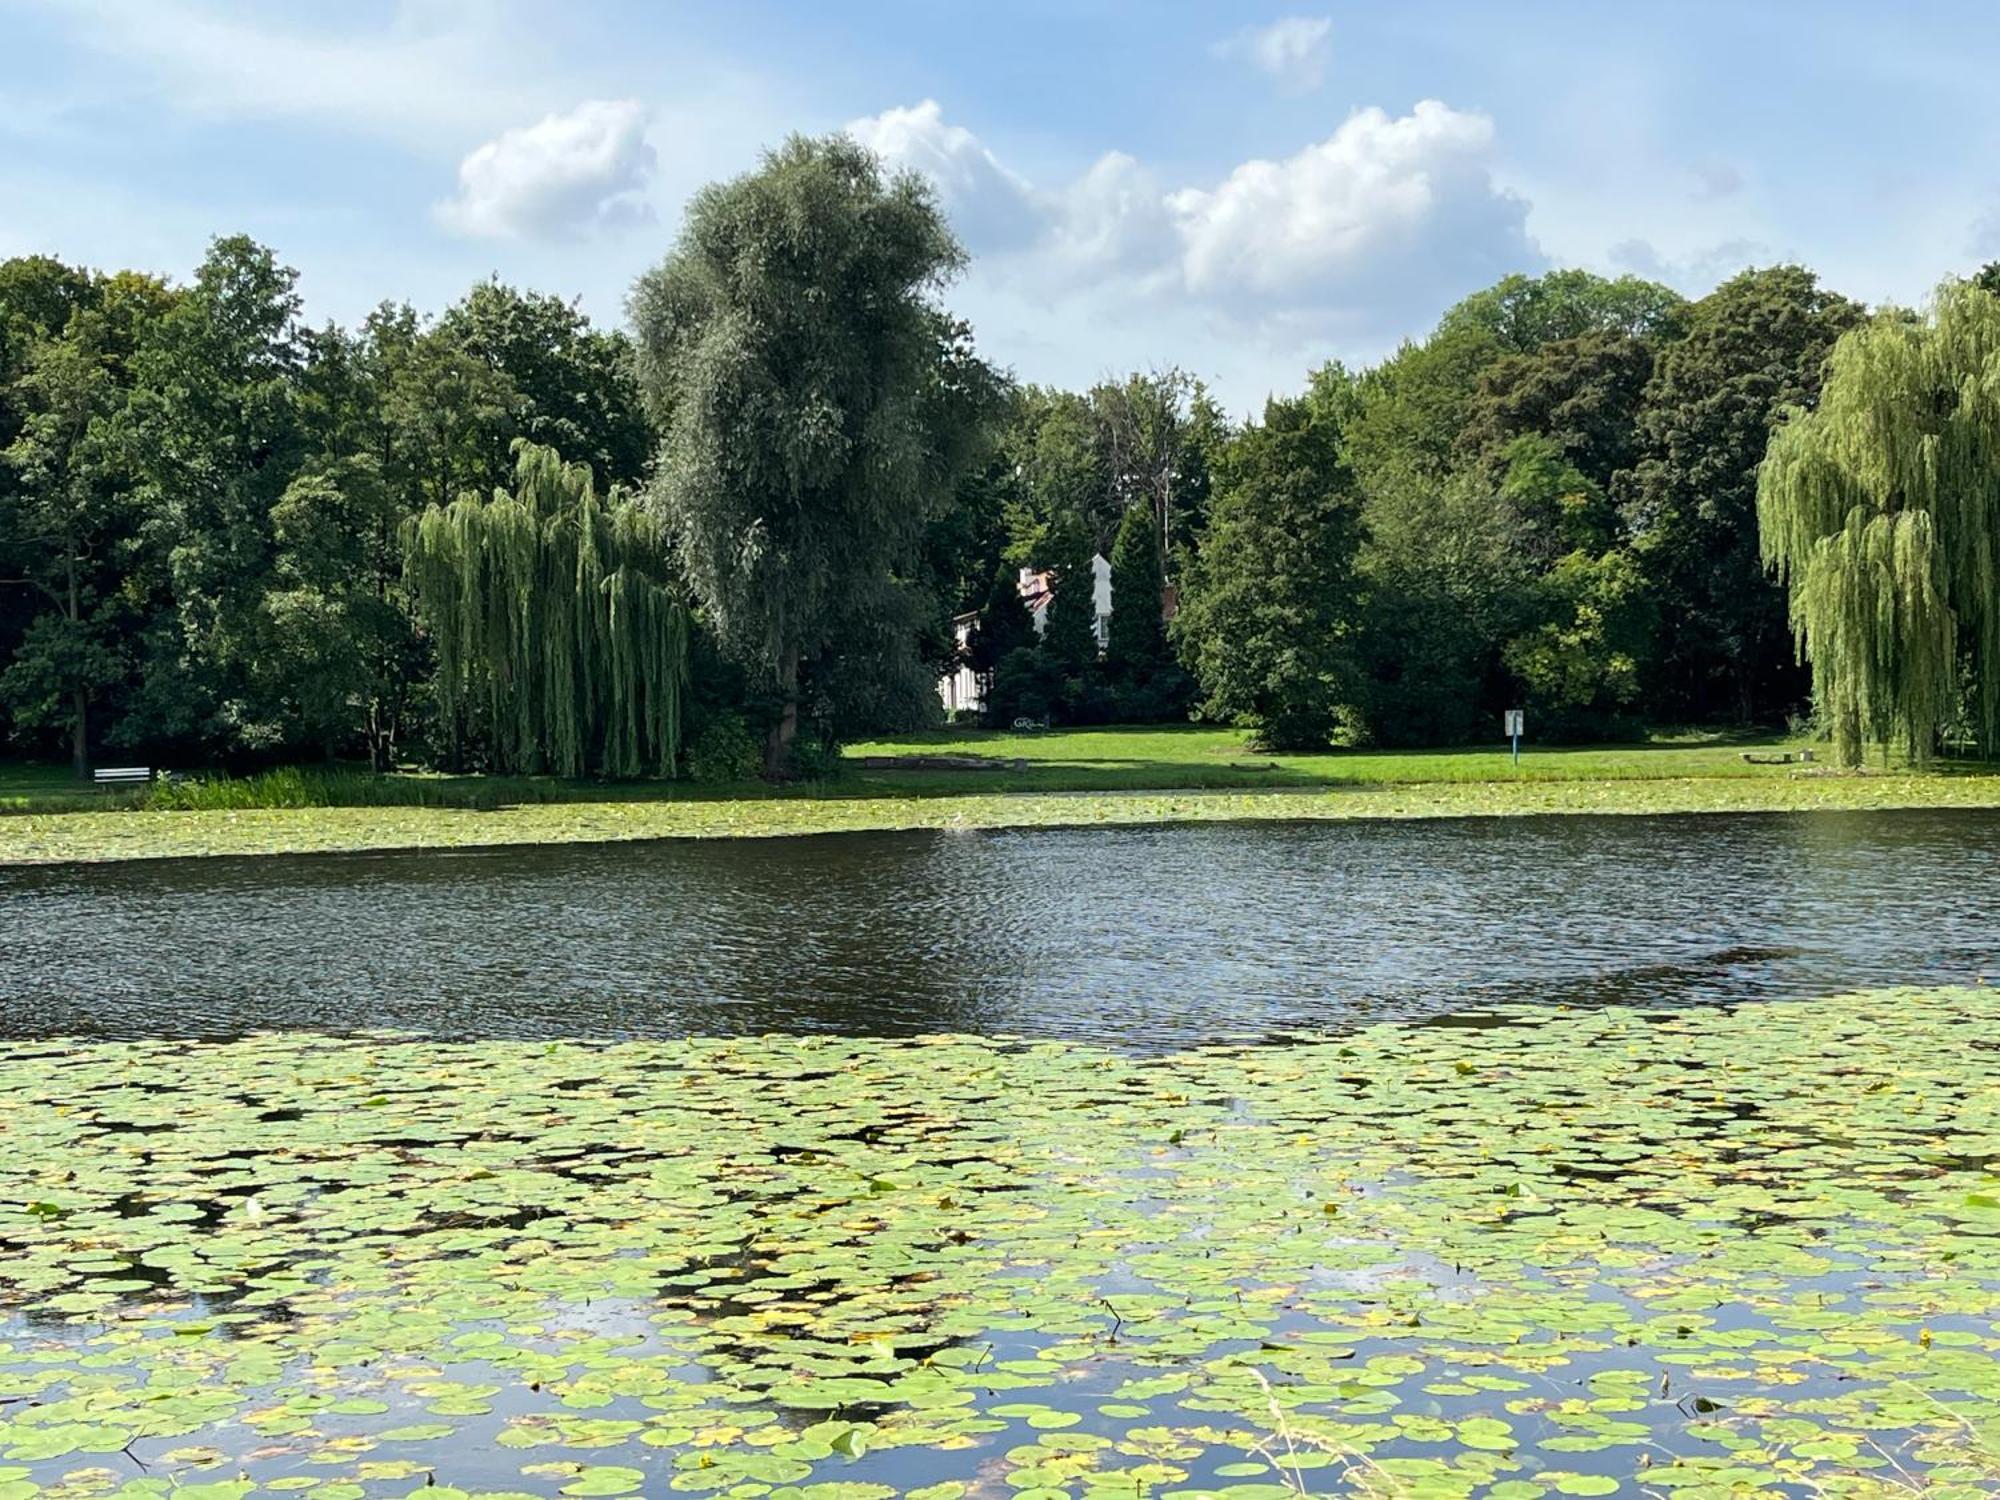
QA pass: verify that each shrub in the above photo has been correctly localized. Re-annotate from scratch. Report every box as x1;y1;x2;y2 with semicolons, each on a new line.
684;713;762;784
787;731;844;782
140;767;558;812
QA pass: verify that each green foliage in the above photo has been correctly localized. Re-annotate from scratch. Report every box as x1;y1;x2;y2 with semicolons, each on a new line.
683;710;761;783
0;208;1960;773
1105;502;1165;677
1354;469;1530;745
967;562;1034;681
438;280;651;489
983;643;1061;727
1758;280;2000;765
112;236;310;752
0;297;133;769
1002;386;1108;565
1624;266;1863;722
1175;372;1363;750
680;712;756;788
141;765;558;811
636;134;979;775
1504;547;1653;734
1038;519;1099;675
1459;329;1656;496
402;440;689;777
1438;267;1688;352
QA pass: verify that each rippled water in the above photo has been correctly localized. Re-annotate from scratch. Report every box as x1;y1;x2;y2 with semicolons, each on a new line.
4;807;1996;1044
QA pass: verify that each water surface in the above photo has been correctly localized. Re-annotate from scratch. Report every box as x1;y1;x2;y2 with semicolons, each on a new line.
3;807;1995;1043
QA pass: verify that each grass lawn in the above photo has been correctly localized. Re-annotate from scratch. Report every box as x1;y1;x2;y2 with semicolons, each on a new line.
841;723;1823;792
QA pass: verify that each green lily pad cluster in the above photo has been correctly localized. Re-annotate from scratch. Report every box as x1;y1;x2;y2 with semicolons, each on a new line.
2;986;1998;1498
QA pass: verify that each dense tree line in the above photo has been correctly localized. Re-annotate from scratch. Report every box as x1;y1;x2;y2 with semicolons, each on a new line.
2;131;1993;776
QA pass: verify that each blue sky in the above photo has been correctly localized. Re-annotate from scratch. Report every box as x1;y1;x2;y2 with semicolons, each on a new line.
4;0;1997;412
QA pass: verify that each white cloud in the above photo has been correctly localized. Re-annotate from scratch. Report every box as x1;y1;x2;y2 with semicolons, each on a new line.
1169;102;1533;324
846;100;1041;251
21;0;542;148
851;98;1539;340
1045;152;1179;286
437;100;658;240
1215;16;1334;95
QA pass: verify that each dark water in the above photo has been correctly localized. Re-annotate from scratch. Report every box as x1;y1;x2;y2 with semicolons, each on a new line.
2;807;1996;1046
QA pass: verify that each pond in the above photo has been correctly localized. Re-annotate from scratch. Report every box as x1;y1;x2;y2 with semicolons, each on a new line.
2;810;1999;1497
3;808;1999;1045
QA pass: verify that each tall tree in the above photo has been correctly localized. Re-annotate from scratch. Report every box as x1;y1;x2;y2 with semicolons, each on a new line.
403;441;689;777
968;561;1035;687
116;236;308;753
1106;501;1165;679
1758;280;2000;765
1091;369;1222;570
261;457;413;764
360;302;520;516
1174;369;1364;751
1039;517;1100;675
634;133;973;774
0;310;126;772
1622;266;1862;722
1004;386;1110;565
1;265;175;769
1492;437;1654;734
1345;323;1529;746
1458;329;1657;499
438;281;652;489
1438;269;1687;353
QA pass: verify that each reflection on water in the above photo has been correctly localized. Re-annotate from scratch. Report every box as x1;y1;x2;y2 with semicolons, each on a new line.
1;807;1996;1046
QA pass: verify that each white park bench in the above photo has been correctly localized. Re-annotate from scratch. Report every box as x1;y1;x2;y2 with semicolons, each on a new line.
92;766;155;791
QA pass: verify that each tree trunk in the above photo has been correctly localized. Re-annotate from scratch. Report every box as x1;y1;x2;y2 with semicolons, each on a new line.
71;688;88;779
66;557;87;778
765;647;800;779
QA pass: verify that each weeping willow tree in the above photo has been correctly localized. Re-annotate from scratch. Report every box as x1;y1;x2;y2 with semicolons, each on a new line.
402;440;689;777
1757;281;2000;766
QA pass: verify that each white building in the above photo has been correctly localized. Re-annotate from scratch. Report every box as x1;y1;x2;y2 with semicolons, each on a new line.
938;554;1112;716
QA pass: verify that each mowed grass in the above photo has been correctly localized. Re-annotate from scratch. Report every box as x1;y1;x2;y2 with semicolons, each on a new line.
842;723;1821;792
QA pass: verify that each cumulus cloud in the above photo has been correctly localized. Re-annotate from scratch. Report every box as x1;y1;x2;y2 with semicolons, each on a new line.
1169;102;1533;320
437;100;657;240
1215;16;1334;95
850;98;1539;339
846;100;1042;251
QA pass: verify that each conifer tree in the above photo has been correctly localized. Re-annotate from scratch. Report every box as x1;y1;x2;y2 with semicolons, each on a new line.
1040;520;1099;674
1107;502;1165;679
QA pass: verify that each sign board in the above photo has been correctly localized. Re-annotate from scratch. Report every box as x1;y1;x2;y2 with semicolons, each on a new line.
1504;709;1524;738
